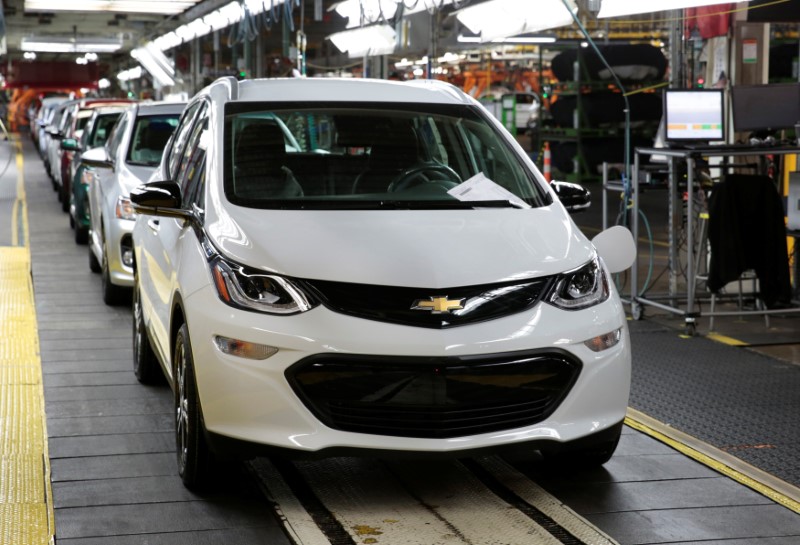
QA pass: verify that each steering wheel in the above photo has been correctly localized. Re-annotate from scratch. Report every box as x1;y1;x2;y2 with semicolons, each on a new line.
388;162;462;193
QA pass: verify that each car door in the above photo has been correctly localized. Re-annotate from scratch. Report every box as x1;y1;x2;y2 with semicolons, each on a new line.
88;111;129;263
138;102;205;371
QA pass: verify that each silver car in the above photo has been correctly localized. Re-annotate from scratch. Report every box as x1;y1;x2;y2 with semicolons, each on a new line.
82;101;185;304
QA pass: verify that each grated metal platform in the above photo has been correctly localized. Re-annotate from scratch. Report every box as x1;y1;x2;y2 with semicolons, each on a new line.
627;319;800;487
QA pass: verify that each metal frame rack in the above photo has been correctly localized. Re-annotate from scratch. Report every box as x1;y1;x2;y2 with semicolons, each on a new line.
629;145;800;335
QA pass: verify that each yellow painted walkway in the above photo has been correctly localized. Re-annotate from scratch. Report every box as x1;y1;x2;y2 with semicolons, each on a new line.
0;137;54;544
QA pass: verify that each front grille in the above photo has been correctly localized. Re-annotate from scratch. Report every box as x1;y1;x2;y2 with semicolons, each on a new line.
302;277;553;329
287;350;581;439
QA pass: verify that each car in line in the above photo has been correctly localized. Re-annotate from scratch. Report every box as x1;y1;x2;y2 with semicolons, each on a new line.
62;105;130;244
130;77;635;490
82;101;185;304
56;98;136;211
34;95;70;159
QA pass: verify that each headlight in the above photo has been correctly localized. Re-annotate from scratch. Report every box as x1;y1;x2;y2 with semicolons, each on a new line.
115;196;137;220
546;257;609;310
211;258;316;315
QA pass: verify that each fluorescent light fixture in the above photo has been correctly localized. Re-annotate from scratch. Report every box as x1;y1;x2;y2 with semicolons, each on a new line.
205;1;244;31
131;44;176;87
333;0;460;25
23;52;37;60
153;31;181;51
456;0;576;42
151;0;280;51
598;0;750;18
24;0;198;15
76;57;88;65
117;66;143;81
20;36;123;53
334;0;398;29
458;34;557;44
328;24;396;58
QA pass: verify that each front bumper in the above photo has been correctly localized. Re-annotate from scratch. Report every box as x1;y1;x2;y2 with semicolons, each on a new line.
183;281;631;456
106;217;135;287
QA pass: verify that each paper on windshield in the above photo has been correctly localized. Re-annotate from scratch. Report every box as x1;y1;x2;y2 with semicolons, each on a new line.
448;172;531;209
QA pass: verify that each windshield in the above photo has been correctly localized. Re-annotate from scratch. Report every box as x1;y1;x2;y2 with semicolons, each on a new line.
126;114;180;166
223;102;550;210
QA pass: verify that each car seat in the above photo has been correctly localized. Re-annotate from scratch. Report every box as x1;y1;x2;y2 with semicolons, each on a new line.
134;121;174;164
234;121;303;199
351;123;420;194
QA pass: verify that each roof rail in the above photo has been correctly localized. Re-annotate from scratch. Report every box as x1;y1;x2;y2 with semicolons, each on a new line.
218;76;239;100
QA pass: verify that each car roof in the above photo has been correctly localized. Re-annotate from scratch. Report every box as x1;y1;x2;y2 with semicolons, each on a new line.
134;101;187;116
213;77;473;106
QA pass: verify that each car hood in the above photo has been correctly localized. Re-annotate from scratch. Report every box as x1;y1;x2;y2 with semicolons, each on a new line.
206;206;594;287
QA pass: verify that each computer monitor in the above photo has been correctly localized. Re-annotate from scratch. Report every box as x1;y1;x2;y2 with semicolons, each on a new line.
664;89;725;143
731;83;800;133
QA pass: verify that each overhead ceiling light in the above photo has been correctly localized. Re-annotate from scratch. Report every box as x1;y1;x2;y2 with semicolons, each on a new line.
328;24;396;58
117;66;142;81
333;0;398;29
20;35;123;53
597;0;751;18
131;44;176;87
98;78;111;89
456;0;576;43
458;34;557;44
24;0;198;15
333;0;460;26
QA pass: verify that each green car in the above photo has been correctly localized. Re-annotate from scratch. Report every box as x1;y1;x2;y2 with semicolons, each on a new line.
66;106;130;244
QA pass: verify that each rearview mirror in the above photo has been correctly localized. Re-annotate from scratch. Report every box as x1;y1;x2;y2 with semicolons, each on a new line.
130;180;192;220
61;138;80;151
80;147;113;169
552;180;590;213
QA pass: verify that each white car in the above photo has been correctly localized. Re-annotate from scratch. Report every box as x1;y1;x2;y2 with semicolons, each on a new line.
82;101;185;304
130;77;635;490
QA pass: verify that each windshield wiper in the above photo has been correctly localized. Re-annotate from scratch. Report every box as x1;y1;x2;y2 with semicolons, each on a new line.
244;199;529;210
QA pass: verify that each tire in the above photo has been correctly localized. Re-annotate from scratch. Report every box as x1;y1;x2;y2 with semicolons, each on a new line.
89;246;101;273
60;185;69;212
101;243;126;305
174;323;214;490
74;225;88;245
133;279;162;384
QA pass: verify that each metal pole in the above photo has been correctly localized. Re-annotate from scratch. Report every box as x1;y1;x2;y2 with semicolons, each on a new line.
686;156;696;330
602;162;609;230
632;152;640;305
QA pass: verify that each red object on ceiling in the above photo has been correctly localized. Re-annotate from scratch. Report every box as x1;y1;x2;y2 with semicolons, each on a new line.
5;61;99;89
685;4;734;40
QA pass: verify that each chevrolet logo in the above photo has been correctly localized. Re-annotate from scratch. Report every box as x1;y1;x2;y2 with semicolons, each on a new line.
412;296;465;314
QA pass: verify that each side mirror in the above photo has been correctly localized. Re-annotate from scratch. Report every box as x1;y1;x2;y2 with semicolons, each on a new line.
80;147;113;169
130;181;192;220
61;138;80;151
552;180;590;213
592;225;636;274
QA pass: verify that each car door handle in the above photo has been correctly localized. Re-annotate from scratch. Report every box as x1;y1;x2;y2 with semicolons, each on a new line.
147;219;160;232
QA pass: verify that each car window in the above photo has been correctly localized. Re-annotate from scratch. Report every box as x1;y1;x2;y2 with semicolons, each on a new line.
175;102;209;212
167;102;202;178
105;113;129;160
126;114;180;166
88;113;122;148
223;102;550;210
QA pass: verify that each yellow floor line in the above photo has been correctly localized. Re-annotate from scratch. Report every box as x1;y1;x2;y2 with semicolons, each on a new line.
625;408;800;515
706;332;749;346
0;137;54;544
